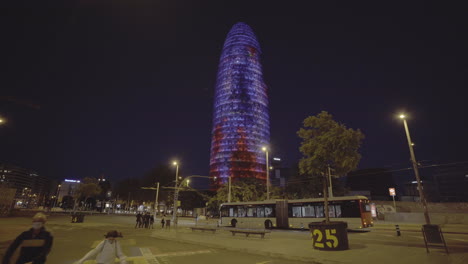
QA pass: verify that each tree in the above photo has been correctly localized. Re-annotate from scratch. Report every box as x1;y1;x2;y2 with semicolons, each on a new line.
297;111;364;222
74;177;102;211
178;191;207;215
206;177;282;214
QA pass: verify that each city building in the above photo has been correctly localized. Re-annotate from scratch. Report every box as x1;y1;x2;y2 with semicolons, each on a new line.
57;179;81;205
209;22;270;187
0;163;50;207
401;162;468;202
270;157;290;188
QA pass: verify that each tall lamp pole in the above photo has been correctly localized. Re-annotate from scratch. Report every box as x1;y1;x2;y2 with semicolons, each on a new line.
172;161;179;225
155;182;159;216
262;147;270;200
228;176;232;203
399;114;431;224
327;165;333;198
52;184;61;208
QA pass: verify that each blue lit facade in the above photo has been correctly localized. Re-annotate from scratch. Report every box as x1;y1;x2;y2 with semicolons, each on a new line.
210;22;270;187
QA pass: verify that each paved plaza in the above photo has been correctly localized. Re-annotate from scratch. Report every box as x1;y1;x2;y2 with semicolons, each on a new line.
1;214;467;264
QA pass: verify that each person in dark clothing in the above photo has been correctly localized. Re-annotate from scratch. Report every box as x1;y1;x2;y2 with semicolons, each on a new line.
143;213;150;228
160;216;165;228
135;213;142;228
149;215;154;229
2;212;53;264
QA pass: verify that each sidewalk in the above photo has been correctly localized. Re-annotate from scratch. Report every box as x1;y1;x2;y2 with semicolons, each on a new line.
372;221;468;234
150;223;468;264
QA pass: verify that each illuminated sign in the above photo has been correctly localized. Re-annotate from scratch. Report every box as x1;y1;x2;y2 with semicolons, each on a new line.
64;179;80;183
273;158;281;161
389;188;396;196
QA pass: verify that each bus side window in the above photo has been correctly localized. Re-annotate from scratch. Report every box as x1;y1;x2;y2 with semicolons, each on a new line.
328;205;336;217
302;204;315;217
335;205;342;217
315;205;324;218
229;207;234;217
221;206;229;217
341;201;360;217
292;205;302;217
257;207;265;217
265;206;274;217
247;207;254;217
238;206;246;217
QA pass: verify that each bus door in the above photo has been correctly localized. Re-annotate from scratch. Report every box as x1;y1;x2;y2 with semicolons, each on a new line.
276;200;289;229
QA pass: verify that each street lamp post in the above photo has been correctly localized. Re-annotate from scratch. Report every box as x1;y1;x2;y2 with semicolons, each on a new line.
327;165;333;198
399;114;431;224
228;176;231;203
155;182;160;216
164;174;214;227
172;161;179;225
52;184;61;208
141;182;160;217
262;146;270;200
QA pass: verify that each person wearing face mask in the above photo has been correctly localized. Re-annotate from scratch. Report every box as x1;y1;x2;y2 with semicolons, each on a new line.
2;212;53;264
75;230;127;264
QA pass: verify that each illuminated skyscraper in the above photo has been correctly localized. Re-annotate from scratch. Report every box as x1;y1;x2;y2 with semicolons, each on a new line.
209;22;270;187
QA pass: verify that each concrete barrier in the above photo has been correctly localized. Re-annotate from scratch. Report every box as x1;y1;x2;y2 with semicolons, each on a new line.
383;212;468;224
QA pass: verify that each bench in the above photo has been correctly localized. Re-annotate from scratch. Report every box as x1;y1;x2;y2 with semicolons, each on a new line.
229;229;270;238
190;227;217;233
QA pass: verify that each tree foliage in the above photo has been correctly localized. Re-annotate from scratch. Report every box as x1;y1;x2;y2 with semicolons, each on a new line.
113;165;175;205
298;111;364;177
285;163;349;199
75;177;102;200
206;178;282;213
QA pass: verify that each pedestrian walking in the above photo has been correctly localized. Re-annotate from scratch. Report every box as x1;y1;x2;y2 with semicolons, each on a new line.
75;230;127;264
161;216;165;228
135;213;142;228
149;215;154;229
143;213;150;228
2;212;53;264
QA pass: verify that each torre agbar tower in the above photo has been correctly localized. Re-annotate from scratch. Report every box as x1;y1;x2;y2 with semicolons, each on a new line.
210;22;270;187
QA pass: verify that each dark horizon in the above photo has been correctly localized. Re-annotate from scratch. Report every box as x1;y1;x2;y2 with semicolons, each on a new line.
2;2;467;183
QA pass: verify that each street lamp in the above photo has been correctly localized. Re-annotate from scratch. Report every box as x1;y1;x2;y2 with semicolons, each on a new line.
399;114;431;224
172;161;179;224
262;146;270;200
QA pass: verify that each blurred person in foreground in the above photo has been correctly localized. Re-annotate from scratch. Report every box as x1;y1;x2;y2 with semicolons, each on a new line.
75;230;127;264
2;212;53;264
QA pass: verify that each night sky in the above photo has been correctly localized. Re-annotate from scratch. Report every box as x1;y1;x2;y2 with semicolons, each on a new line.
2;1;467;184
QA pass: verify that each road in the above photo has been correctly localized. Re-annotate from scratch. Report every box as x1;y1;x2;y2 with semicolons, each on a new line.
0;214;304;264
1;214;468;263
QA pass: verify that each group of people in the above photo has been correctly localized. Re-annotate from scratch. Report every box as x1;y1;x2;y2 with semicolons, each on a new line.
134;212;155;229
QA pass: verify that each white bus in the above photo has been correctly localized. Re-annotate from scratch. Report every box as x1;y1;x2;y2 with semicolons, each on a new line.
219;196;373;230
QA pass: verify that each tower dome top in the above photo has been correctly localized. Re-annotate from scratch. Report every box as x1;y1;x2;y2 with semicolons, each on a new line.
222;22;261;53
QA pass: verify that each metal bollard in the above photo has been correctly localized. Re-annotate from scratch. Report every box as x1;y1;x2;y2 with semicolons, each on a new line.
395;224;401;236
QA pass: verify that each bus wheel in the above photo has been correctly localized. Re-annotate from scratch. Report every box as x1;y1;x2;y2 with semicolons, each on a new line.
231;219;237;227
265;220;273;229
